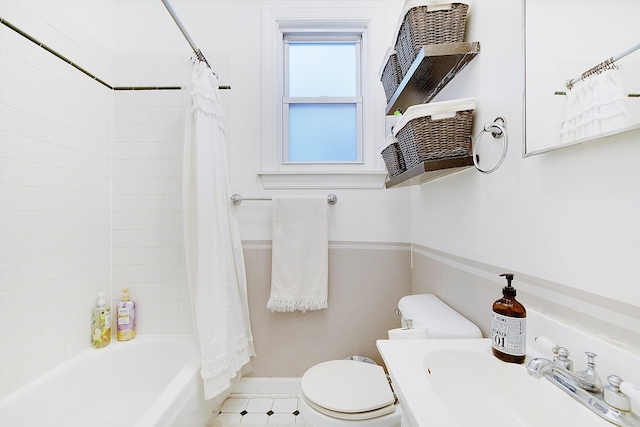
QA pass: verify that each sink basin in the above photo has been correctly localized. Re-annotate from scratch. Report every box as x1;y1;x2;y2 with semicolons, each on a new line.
377;339;609;427
423;346;606;426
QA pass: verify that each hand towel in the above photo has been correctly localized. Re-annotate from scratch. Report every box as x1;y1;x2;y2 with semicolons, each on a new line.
267;196;329;312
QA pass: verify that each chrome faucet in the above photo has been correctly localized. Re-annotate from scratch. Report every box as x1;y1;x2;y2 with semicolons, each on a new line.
527;347;602;391
527;344;640;426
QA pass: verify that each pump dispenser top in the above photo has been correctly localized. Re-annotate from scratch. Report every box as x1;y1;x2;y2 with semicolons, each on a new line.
501;273;516;297
491;273;526;363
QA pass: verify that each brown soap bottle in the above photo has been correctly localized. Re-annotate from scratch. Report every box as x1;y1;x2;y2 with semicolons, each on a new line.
491;273;527;363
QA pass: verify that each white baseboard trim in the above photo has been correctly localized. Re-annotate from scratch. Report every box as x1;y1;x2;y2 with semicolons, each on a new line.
231;377;302;395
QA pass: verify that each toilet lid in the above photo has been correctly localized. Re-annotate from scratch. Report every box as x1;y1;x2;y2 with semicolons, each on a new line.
301;360;395;417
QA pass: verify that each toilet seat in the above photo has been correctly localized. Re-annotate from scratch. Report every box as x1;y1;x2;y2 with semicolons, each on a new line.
302;395;396;421
301;360;396;421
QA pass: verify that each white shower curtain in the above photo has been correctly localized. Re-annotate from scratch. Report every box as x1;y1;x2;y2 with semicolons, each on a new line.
182;60;255;400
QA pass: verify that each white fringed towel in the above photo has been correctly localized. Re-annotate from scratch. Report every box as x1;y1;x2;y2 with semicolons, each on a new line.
267;196;329;312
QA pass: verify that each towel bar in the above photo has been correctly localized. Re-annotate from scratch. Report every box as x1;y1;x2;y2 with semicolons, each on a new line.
231;194;337;206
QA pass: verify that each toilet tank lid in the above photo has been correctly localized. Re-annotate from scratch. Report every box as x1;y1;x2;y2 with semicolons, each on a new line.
398;294;482;338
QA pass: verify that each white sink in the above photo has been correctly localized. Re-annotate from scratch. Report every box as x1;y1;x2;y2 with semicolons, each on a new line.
377;339;609;427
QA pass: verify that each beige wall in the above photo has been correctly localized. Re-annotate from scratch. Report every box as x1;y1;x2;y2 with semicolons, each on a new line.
241;238;640;378
411;246;640;351
243;243;411;376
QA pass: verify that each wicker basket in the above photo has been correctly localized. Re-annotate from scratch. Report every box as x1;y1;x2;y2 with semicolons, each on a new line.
395;3;469;76
394;99;475;169
380;134;406;178
380;49;403;102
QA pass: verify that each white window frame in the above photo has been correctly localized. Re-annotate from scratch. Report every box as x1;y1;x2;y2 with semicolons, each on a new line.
261;7;388;189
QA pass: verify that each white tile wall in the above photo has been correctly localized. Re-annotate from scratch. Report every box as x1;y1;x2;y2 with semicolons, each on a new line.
0;3;193;399
112;54;192;336
0;10;112;397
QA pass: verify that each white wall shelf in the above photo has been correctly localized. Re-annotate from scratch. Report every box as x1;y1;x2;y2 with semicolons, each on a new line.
385;156;474;188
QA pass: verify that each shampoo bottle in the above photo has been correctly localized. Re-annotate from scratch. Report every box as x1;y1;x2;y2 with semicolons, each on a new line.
116;288;136;341
91;292;111;349
491;273;526;363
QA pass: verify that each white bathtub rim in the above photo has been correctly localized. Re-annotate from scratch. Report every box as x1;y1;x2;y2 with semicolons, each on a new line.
137;358;201;427
0;334;197;409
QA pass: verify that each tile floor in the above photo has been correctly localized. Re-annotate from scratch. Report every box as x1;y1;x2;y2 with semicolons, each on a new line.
213;394;305;425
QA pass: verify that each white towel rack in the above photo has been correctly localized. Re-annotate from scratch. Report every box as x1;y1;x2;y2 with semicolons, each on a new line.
231;194;337;206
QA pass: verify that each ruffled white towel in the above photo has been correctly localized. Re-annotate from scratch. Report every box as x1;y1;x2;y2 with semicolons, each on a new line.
561;67;627;143
267;196;328;313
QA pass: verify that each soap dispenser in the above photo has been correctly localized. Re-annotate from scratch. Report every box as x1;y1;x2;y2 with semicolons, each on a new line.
491;273;526;363
116;288;136;341
91;292;111;349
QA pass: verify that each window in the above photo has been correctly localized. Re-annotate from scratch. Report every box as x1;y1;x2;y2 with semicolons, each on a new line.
284;35;361;163
261;8;387;188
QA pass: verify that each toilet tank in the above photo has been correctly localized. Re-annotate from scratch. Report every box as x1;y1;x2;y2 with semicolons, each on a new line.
392;294;482;339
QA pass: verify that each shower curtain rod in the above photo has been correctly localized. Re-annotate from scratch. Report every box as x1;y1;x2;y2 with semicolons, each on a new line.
161;0;210;68
161;0;230;89
566;42;640;90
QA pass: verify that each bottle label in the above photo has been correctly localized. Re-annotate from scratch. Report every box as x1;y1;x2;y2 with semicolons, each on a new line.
118;307;130;325
104;308;111;330
491;312;526;356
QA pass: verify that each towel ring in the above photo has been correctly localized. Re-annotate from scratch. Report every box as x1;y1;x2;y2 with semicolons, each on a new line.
473;117;508;174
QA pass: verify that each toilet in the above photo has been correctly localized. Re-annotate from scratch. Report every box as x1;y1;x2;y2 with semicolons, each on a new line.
298;294;482;427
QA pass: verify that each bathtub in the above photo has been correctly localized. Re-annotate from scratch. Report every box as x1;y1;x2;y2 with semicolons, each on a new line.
0;335;217;427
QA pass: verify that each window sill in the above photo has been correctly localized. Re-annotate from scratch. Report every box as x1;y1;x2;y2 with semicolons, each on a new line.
259;171;388;189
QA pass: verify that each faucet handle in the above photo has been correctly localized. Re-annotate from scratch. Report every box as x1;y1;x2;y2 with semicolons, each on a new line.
585;351;598;367
535;336;559;354
604;375;632;411
554;347;574;370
